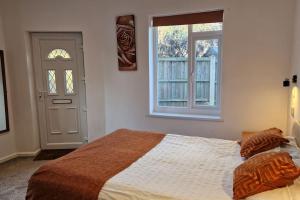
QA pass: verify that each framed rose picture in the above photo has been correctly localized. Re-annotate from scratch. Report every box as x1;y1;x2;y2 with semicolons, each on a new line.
116;15;137;71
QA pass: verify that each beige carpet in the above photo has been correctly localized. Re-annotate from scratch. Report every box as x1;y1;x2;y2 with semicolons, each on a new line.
0;157;46;200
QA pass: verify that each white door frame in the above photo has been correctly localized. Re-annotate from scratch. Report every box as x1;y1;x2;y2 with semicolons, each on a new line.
31;32;87;149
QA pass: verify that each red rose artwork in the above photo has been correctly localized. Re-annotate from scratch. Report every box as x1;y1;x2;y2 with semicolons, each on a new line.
116;15;137;71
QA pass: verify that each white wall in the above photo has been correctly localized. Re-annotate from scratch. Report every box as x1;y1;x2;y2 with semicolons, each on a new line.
0;0;107;151
0;13;17;161
289;0;300;136
103;0;293;139
0;0;295;158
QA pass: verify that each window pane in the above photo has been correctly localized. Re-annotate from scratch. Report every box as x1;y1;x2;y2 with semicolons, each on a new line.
65;70;74;94
192;23;222;32
157;25;188;107
48;70;57;94
194;39;219;106
48;49;71;59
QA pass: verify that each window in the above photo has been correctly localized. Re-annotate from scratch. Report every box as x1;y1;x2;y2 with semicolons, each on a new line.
149;11;223;119
48;49;71;59
47;70;57;94
65;70;74;94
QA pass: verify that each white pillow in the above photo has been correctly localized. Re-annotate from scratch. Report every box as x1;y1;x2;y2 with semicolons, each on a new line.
284;136;298;146
293;158;300;167
281;136;300;159
247;182;300;200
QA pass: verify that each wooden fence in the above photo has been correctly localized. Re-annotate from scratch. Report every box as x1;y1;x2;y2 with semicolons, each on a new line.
158;57;216;107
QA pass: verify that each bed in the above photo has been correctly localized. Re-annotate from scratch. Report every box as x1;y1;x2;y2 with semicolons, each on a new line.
26;128;300;200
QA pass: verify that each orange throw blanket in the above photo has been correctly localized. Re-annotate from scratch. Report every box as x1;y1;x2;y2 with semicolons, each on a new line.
26;129;165;200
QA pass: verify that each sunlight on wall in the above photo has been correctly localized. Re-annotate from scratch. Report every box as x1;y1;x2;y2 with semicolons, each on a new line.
289;86;300;137
290;86;299;120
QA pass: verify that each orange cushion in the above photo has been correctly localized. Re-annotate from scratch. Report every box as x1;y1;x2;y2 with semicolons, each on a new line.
233;152;300;200
238;128;283;146
240;129;288;158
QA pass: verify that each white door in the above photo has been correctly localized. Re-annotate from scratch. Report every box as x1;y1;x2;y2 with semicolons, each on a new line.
31;33;87;149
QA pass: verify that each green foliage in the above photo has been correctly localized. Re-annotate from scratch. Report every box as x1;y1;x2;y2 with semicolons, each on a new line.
157;23;222;58
158;25;188;58
192;23;222;32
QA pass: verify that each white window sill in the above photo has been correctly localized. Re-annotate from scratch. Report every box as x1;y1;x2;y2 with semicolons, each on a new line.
148;112;223;121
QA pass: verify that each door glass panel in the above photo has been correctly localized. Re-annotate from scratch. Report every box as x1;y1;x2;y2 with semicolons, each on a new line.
65;70;74;94
48;49;71;59
48;70;57;94
194;39;219;106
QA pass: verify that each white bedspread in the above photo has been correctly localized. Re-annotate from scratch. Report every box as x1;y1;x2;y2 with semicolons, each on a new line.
99;134;300;200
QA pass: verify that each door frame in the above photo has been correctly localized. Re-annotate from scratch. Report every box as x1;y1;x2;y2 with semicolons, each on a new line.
31;32;87;149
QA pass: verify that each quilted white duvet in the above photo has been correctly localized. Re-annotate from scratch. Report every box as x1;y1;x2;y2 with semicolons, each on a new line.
99;134;300;200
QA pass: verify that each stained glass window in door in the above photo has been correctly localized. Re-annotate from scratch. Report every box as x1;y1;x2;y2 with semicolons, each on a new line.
48;49;71;59
48;70;57;94
65;70;74;94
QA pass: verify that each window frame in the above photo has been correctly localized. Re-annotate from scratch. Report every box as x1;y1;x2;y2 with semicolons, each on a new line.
149;24;223;120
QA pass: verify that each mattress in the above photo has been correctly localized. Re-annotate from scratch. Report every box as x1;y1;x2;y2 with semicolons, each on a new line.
99;134;300;200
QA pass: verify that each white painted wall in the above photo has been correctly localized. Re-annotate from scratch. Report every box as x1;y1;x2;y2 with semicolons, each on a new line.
103;0;294;139
0;0;295;159
0;0;107;150
289;0;300;136
0;13;17;161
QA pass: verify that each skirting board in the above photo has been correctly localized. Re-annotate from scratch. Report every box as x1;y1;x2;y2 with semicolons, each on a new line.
0;149;41;164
